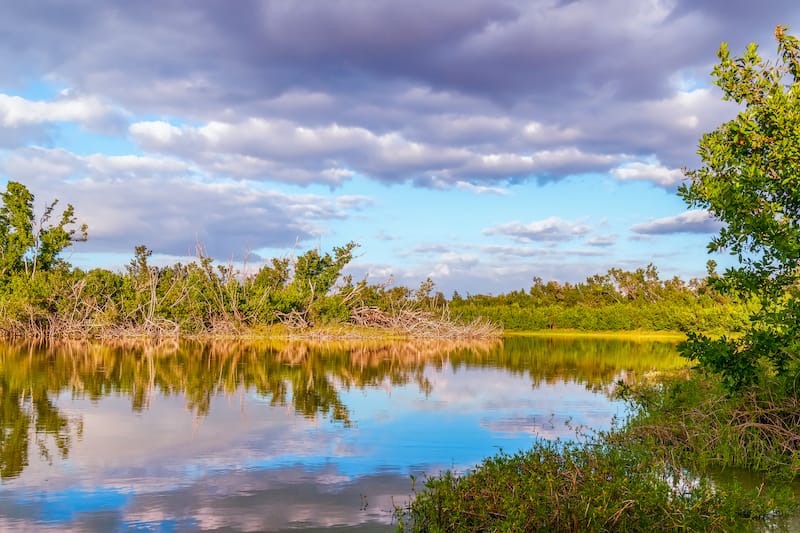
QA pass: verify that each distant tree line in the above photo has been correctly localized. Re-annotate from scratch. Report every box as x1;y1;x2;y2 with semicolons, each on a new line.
448;263;752;333
0;181;747;337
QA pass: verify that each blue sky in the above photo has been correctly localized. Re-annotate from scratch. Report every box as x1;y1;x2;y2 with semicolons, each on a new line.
1;1;799;295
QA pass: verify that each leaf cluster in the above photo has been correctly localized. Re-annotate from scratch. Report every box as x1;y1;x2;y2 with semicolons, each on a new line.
679;26;800;392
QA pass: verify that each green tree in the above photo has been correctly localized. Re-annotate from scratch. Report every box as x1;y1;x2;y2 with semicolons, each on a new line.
678;25;800;390
0;181;87;280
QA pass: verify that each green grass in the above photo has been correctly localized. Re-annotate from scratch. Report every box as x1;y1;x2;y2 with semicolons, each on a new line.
613;372;800;478
394;438;789;532
504;329;687;341
395;370;799;532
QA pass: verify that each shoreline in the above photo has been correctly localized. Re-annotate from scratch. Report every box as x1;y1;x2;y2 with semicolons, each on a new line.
5;324;701;342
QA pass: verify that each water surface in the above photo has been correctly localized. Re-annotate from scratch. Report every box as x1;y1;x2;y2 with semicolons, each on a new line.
0;336;685;531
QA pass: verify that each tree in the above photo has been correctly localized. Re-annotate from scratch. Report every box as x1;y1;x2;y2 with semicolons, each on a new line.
678;25;800;391
0;181;87;279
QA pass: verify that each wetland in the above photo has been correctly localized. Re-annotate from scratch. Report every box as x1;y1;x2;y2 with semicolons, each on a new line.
0;336;686;531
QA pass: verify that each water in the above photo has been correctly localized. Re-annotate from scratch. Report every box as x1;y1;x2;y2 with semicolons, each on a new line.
0;336;685;531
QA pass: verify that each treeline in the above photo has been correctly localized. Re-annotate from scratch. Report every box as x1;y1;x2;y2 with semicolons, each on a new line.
449;264;752;333
0;180;746;337
2;240;488;338
0;182;495;338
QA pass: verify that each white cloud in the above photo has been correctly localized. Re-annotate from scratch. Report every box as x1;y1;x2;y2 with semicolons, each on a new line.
453;181;509;195
483;217;592;243
645;88;725;134
130;117;476;184
0;147;369;257
611;161;685;188
1;146;190;182
84;154;188;176
460;148;617;179
129;120;183;144
0;92;125;132
630;209;723;235
523;121;582;144
130;114;624;187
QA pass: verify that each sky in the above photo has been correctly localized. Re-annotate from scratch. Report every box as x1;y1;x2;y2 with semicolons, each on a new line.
2;1;799;296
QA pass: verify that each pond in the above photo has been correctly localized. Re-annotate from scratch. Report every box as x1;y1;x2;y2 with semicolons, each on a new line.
0;336;686;532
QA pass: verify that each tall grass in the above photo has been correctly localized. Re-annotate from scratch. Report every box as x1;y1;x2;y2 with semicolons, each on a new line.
395;369;799;532
394;438;788;532
613;372;800;478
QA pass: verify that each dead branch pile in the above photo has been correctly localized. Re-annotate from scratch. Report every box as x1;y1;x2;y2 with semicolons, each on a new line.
349;305;501;338
276;310;311;330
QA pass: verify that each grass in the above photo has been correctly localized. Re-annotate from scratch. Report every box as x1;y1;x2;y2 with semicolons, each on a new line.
613;371;800;478
395;369;800;532
505;329;687;341
394;438;789;532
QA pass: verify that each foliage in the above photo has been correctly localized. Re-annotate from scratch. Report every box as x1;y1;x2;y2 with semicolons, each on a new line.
449;264;749;334
678;26;800;391
0;181;87;280
0;181;746;339
395;438;787;532
615;371;800;479
0;182;498;338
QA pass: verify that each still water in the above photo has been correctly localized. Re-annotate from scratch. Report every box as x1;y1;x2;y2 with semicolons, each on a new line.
0;336;685;531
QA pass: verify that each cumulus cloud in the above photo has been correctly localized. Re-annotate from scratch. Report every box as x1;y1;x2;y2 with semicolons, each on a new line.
1;147;190;182
611;161;685;188
461;149;618;180
453;181;510;195
630;210;723;235
0;148;365;258
0;92;127;134
130;116;621;186
483;217;592;243
523;121;582;144
0;1;786;183
130;118;473;184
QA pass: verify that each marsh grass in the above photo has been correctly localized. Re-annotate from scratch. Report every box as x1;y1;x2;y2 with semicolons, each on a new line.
396;370;799;532
394;438;788;532
613;372;800;478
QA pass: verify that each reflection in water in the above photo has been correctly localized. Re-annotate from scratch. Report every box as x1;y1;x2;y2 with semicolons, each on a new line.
0;337;685;531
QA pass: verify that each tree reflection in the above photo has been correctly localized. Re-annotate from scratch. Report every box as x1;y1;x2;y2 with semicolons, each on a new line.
0;345;82;479
0;336;685;479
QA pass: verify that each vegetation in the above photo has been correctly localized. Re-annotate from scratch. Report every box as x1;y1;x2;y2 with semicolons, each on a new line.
679;25;800;392
395;438;788;532
614;372;800;478
0;181;500;339
449;263;751;333
395;367;800;532
0;179;747;339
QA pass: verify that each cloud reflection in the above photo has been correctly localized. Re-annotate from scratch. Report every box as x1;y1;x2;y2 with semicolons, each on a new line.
0;337;685;530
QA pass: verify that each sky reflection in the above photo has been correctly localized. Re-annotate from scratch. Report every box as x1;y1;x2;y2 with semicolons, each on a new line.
0;338;683;531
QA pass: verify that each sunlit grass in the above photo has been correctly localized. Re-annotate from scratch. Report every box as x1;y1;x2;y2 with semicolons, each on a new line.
506;329;687;342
